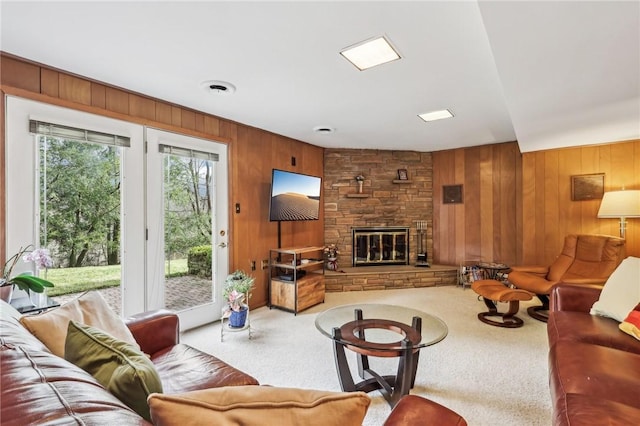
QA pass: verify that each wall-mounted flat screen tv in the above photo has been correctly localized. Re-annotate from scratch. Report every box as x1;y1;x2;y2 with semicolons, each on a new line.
269;169;322;221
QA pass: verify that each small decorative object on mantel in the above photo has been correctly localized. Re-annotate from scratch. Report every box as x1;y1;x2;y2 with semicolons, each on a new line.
223;270;255;328
324;244;340;270
397;169;408;180
1;245;54;303
355;174;365;194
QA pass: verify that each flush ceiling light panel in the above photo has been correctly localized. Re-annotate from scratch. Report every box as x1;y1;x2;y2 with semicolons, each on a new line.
418;109;454;122
340;36;401;71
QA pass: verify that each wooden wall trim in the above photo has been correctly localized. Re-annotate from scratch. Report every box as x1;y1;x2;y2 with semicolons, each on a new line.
0;85;232;145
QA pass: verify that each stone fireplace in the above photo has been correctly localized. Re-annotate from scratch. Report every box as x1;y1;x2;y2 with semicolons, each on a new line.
322;149;456;291
352;227;409;266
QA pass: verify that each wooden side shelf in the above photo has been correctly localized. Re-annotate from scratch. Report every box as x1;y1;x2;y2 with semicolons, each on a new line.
269;246;325;314
346;194;370;198
392;180;413;184
271;273;324;314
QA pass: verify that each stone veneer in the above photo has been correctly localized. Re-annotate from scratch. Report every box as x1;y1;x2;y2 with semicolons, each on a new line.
324;149;448;291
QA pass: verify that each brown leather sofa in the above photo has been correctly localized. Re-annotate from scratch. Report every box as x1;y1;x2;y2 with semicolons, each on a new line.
0;300;258;425
547;284;640;425
1;299;465;425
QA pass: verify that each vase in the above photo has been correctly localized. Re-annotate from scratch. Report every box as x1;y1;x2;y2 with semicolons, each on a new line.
0;284;14;303
327;257;338;271
229;307;248;328
357;181;363;194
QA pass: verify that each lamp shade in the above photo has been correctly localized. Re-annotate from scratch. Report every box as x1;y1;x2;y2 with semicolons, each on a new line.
597;190;640;218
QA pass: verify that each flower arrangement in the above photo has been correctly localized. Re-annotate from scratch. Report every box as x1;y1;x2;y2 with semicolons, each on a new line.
355;174;365;182
324;244;340;258
24;248;54;272
1;245;54;297
223;270;255;312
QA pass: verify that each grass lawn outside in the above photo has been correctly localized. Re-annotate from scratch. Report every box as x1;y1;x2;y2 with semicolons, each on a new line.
45;259;189;297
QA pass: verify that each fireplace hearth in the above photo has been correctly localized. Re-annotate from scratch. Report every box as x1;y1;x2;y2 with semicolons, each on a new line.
352;227;409;266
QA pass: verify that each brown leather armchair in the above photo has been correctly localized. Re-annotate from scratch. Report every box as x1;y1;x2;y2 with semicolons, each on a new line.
508;234;625;322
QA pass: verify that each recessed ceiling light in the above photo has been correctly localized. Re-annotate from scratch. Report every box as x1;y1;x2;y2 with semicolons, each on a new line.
313;126;335;134
340;36;401;71
200;80;236;95
418;109;454;122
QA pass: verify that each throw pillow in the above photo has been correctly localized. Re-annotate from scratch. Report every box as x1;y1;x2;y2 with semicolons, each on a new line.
19;290;139;357
619;303;640;341
64;320;162;421
148;385;371;426
590;256;640;322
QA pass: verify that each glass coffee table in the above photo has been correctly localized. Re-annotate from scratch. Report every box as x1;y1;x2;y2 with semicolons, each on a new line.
315;304;447;407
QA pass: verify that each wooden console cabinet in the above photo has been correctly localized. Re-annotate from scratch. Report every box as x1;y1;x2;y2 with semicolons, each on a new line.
269;246;325;314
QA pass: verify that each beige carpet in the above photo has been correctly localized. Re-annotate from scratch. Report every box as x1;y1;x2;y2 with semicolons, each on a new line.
181;286;552;425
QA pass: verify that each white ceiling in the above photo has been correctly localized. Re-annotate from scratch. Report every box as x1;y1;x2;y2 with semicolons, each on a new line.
1;1;638;153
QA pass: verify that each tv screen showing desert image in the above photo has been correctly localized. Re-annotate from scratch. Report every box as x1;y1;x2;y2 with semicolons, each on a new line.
269;169;321;221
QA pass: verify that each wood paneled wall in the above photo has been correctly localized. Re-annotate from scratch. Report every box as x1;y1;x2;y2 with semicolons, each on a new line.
432;140;640;268
0;53;324;308
432;142;522;266
521;140;640;265
232;126;324;307
2;53;638;300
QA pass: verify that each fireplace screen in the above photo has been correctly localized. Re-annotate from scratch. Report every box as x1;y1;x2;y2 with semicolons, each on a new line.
352;227;409;266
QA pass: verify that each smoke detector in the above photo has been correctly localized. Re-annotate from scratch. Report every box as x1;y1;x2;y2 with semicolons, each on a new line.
313;126;335;134
201;80;236;95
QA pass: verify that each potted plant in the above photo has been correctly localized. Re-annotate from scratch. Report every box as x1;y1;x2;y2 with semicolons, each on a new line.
1;245;55;303
223;270;255;328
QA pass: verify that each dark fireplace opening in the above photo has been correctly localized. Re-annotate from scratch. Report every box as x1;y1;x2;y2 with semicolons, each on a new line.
352;227;409;266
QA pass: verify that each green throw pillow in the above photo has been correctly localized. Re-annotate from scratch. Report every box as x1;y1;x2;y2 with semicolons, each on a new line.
64;320;163;421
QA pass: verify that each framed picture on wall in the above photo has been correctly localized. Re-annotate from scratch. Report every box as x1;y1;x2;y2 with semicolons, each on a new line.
397;169;408;180
443;184;463;204
571;173;604;201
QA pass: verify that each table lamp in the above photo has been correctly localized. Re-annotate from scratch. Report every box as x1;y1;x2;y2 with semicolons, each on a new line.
597;190;640;238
